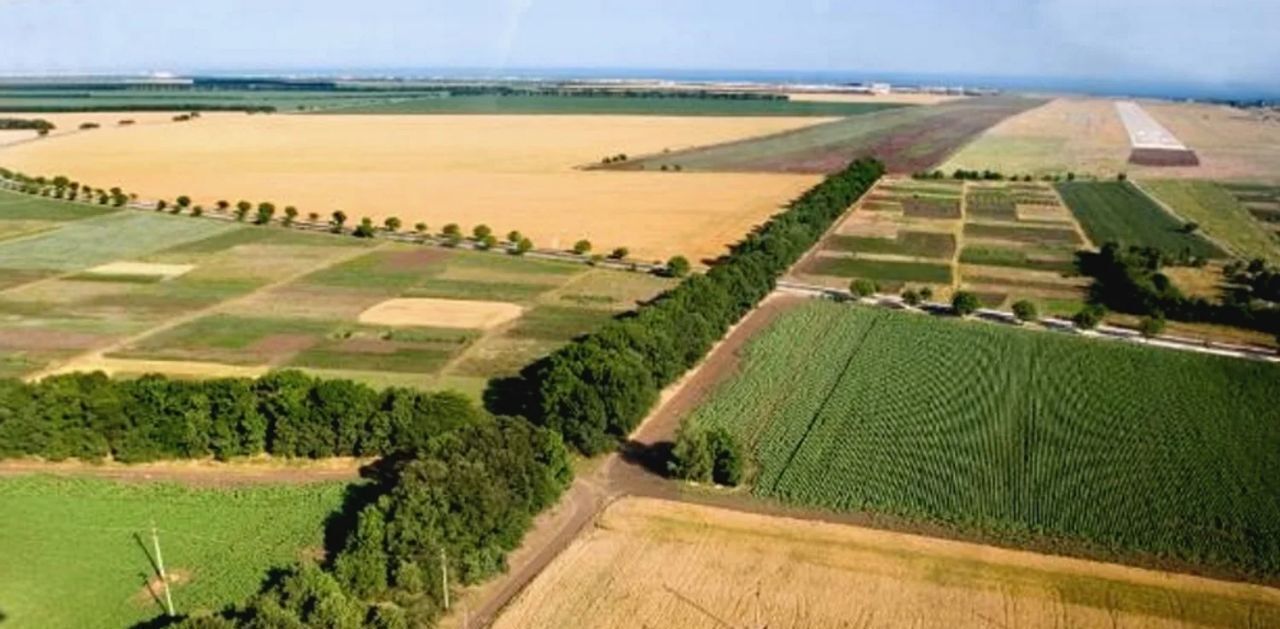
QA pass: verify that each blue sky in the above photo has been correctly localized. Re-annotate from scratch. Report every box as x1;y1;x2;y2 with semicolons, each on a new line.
1;0;1276;90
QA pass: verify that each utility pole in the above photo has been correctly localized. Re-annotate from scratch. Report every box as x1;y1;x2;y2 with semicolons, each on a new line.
150;521;175;617
440;547;450;611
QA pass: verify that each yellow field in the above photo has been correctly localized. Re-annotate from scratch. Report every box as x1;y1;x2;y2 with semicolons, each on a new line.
1142;101;1280;182
0;114;827;262
493;497;1280;629
787;92;965;105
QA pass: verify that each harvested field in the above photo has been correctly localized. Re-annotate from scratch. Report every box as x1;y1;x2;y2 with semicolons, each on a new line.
495;498;1280;629
1;114;829;262
83;261;195;280
963;222;1080;247
826;231;955;259
357;297;523;329
330;94;901;117
685;301;1280;580
942;98;1128;177
1141;180;1280;264
1056;181;1223;258
620;97;1045;174
901;195;961;219
1139;102;1280;182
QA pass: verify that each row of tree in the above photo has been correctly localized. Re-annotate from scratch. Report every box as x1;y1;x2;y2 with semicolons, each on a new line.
0;117;55;134
0;370;483;463
912;168;1099;183
485;158;885;455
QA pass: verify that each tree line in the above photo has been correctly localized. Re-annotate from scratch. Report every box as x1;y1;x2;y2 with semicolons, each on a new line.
486;158;885;456
0;117;55;134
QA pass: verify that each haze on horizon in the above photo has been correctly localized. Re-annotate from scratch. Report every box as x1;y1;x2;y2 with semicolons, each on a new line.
1;0;1277;95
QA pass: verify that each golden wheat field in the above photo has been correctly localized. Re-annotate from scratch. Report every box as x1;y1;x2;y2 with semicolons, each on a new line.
0;114;827;262
492;498;1280;629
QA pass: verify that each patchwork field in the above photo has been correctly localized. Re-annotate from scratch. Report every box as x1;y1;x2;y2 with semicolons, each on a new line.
1220;183;1280;241
330;94;903;116
792;177;961;294
493;498;1280;629
0;113;829;263
0;190;674;393
615;97;1045;174
957;180;1090;311
1141;180;1280;264
683;301;1280;579
0;475;350;628
1056;181;1224;259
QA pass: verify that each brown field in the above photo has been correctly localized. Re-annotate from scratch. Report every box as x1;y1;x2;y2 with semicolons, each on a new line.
494;497;1280;629
0;114;827;262
1141;102;1280;182
356;297;523;329
787;92;965;105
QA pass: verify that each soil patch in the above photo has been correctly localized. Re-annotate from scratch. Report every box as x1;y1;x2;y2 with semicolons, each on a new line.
358;298;524;329
131;568;193;608
0;328;102;351
85;261;195;280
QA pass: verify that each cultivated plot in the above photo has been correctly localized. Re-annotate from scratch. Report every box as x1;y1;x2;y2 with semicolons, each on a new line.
494;497;1280;629
1;113;828;262
0;475;349;628
1056;181;1223;259
1141;180;1280;264
685;301;1280;579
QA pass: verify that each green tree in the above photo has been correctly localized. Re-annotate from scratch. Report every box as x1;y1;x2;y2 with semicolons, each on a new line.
1138;314;1166;338
572;239;592;255
850;278;877;298
1072;304;1106;330
414;222;428;235
384;216;402;233
473;224;492;240
479;234;499;250
665;255;690;278
354;217;376;238
707;426;743;486
331;210;348;233
255;202;276;225
441;223;461;238
514;237;534;255
155;199;168;212
283;206;298;226
610;246;630;260
951;291;980;317
215;199;230;212
176;195;191;208
1012;299;1039;323
507;230;523;243
235;200;251;221
901;288;921;306
669;424;713;482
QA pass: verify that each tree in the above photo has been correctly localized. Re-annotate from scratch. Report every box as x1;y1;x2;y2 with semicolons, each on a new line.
176;195;191;208
901;288;921;306
850;278;877;298
191;205;204;217
610;247;630;260
919;286;934;302
414;222;428;235
354;217;376;238
572;239;592;255
1182;221;1200;234
473;224;492;240
330;210;348;233
514;237;533;255
283;206;298;226
1117;172;1128;181
507;230;522;243
478;234;498;250
441;223;461;238
235;200;251;222
707;426;743;486
384;216;402;233
308;211;321;223
664;255;690;278
155;199;168;212
216;200;230;212
951;291;980;317
1011;299;1038;323
669;425;712;482
1138;314;1166;338
255;202;276;225
1072;304;1106;330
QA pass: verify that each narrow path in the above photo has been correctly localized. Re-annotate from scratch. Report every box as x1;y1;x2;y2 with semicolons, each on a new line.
0;457;365;487
25;241;388;381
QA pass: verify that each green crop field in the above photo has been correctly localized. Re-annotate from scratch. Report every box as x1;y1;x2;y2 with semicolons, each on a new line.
963;222;1081;247
804;257;953;285
826;231;956;259
332;94;904;117
1141;180;1280;264
0;475;351;628
0;189;121;221
0;211;238;271
686;301;1280;578
958;246;1074;273
1056;182;1223;258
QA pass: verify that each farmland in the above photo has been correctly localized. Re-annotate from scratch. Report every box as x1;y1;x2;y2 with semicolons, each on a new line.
615;97;1046;174
1056;181;1224;258
1;113;827;262
0;475;351;628
0;189;674;393
683;301;1280;578
330;94;904;116
1222;183;1280;238
493;497;1280;629
1142;180;1280;264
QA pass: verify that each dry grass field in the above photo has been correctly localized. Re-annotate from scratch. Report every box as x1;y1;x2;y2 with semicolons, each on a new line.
1;113;828;262
787;92;965;105
941;98;1131;177
1141;102;1280;183
494;498;1280;629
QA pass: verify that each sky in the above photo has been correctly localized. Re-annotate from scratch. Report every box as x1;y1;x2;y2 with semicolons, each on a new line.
1;0;1277;93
